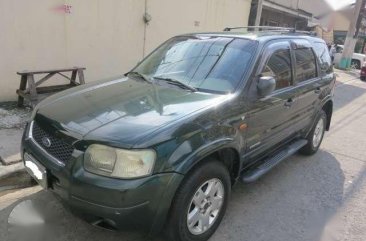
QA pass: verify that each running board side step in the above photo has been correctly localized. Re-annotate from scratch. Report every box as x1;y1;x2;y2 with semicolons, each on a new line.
240;139;308;183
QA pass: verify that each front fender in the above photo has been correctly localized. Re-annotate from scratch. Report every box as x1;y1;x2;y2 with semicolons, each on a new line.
152;120;243;175
173;137;240;174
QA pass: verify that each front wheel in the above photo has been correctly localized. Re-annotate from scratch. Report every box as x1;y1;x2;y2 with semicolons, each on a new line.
165;159;231;241
299;110;327;155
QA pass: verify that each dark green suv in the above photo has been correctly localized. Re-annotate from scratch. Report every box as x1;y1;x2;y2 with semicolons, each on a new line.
22;29;335;241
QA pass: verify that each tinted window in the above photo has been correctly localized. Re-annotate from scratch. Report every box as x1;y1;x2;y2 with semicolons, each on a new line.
313;42;332;74
134;36;257;93
261;50;292;90
294;48;317;82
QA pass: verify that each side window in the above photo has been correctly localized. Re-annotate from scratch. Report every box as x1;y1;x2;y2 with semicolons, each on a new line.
313;42;332;74
261;50;292;90
294;48;317;82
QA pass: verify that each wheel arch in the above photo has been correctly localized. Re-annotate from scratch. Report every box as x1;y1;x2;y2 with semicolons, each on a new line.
177;140;241;186
322;99;333;131
205;147;241;185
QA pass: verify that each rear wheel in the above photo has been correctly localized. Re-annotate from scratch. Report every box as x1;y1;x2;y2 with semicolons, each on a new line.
165;159;230;241
299;110;327;155
351;59;361;70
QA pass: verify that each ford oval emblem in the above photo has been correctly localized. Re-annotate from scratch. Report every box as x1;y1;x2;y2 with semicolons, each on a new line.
41;137;51;148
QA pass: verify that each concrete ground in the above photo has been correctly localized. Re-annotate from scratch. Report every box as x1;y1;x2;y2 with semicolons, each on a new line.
1;69;366;241
0;102;30;166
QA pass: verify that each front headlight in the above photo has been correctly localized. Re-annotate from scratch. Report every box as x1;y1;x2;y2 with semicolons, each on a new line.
84;144;156;179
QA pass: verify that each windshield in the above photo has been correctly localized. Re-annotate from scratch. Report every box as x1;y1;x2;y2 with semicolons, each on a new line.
133;36;257;93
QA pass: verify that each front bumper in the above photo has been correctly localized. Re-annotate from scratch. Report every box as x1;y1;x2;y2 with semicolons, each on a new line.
21;123;184;235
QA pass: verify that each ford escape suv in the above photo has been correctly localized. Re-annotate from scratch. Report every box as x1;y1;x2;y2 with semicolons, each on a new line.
22;28;335;241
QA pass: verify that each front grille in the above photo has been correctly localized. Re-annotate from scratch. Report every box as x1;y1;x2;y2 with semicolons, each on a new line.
32;122;74;164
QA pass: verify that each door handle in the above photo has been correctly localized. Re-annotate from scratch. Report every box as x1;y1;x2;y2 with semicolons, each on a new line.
314;87;321;94
284;98;294;107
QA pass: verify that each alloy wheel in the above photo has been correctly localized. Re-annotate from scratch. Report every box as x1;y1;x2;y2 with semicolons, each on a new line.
186;178;224;235
312;118;324;148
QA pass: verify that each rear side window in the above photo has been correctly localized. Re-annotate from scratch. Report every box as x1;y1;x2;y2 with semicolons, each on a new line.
261;50;292;90
294;48;317;82
313;42;332;74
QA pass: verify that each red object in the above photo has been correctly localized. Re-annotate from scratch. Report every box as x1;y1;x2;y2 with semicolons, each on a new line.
360;66;366;80
51;4;72;14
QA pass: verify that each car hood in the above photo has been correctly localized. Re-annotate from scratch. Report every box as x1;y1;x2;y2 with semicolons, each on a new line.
35;77;228;147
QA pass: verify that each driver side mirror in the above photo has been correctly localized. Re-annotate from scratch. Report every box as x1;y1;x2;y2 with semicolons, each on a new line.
257;76;276;98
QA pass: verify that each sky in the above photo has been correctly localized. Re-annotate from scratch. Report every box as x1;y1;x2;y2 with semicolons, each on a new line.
324;0;356;10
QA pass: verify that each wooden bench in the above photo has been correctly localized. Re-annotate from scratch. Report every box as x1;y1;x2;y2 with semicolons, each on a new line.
16;67;86;107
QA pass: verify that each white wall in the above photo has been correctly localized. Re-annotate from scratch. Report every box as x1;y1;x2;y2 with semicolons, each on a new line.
266;0;332;17
145;0;252;52
0;0;251;101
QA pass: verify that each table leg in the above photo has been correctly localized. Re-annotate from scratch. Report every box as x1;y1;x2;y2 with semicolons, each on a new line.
28;74;38;102
17;75;27;107
77;69;85;84
71;70;77;85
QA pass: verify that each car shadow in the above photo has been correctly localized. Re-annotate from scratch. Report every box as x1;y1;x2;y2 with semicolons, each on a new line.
0;190;154;241
213;150;345;241
0;150;345;241
333;80;366;112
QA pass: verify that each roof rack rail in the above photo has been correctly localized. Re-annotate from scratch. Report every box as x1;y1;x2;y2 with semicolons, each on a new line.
223;26;295;32
223;26;316;36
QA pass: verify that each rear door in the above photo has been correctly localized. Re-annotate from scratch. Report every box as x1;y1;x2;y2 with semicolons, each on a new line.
292;40;331;132
288;40;324;134
245;41;298;163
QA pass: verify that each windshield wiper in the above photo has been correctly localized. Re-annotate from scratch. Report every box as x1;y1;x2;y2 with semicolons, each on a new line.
153;76;197;92
125;71;152;83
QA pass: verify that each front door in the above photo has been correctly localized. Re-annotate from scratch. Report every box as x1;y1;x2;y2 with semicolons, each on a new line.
245;41;298;163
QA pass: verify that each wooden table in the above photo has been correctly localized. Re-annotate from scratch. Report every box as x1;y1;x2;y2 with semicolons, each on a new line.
16;67;85;107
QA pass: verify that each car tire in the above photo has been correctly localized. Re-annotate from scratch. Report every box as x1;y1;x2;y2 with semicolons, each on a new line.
299;110;327;155
165;159;231;241
351;59;361;70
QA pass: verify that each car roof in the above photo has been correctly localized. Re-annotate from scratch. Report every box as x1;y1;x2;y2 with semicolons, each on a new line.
178;31;325;44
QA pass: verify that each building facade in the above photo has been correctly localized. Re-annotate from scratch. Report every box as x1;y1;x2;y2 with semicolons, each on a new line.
332;6;366;53
0;0;252;101
249;0;332;30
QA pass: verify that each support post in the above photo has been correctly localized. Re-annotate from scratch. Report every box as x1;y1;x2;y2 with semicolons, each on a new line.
339;0;364;69
255;0;264;27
